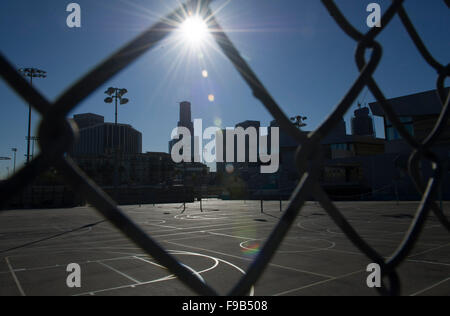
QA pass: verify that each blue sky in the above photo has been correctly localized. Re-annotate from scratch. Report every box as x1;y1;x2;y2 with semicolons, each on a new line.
0;0;449;178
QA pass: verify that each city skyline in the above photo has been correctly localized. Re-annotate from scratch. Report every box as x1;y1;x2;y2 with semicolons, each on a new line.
1;0;449;179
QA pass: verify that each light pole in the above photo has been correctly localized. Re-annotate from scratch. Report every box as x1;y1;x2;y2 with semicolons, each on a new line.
29;136;39;160
11;148;17;173
104;87;129;125
290;115;308;130
19;68;47;164
104;87;129;195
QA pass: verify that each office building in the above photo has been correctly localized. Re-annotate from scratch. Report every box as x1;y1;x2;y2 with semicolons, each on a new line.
367;88;450;200
369;88;450;153
169;101;197;161
71;113;142;156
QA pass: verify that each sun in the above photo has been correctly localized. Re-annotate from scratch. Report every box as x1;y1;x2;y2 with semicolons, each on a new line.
180;16;209;45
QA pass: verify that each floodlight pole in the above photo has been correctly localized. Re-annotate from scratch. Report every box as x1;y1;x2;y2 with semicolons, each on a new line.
290;115;308;130
19;68;46;164
105;87;128;124
11;148;17;174
104;87;129;199
27;75;32;164
114;92;119;199
115;95;118;125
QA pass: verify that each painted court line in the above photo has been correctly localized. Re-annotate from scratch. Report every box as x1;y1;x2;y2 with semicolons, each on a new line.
273;269;364;296
409;243;450;258
165;241;334;279
4;254;137;275
406;259;450;267
167;219;271;231
147;224;179;229
208;231;258;240
208;231;337;253
410;277;450;296
73;250;232;296
97;261;140;284
11;219;273;253
150;223;273;239
50;222;272;248
5;257;26;296
133;256;167;270
163;234;210;243
139;222;249;234
74;275;175;296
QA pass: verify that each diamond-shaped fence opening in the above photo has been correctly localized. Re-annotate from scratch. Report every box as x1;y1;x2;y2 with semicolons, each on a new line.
0;0;449;296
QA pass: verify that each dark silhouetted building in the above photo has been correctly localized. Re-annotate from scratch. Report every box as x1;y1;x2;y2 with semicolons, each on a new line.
351;105;375;137
216;121;261;173
72;113;104;129
169;101;197;161
75;151;174;186
71;113;142;156
321;116;384;160
179;101;194;134
368;88;450;200
369;88;450;153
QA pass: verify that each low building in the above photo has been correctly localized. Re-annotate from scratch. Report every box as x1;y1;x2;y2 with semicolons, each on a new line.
75;152;175;187
321;116;385;159
265;115;386;198
71;113;142;156
369;88;450;153
368;88;450;200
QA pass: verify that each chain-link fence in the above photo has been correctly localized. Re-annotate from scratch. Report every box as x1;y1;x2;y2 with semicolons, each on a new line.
0;0;449;296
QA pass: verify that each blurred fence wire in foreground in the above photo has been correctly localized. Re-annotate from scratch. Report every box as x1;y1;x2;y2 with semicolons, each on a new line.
0;0;449;296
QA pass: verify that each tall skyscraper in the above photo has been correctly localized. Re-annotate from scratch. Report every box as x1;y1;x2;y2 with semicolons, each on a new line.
169;101;196;161
178;101;194;135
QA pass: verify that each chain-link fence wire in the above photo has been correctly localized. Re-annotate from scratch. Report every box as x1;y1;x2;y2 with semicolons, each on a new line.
0;0;449;296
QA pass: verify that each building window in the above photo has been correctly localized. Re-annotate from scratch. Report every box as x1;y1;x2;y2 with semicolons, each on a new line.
385;116;414;141
331;143;348;150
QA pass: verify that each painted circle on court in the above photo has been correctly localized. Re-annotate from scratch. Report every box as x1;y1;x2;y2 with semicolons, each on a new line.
240;237;335;254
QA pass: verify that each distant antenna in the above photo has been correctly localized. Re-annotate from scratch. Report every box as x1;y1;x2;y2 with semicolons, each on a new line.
358;87;369;109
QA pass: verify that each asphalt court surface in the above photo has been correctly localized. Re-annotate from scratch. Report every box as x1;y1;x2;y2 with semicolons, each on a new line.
0;200;449;296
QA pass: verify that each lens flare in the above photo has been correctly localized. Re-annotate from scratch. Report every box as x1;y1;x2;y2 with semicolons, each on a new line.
225;164;234;174
241;241;260;257
214;117;222;127
180;16;208;45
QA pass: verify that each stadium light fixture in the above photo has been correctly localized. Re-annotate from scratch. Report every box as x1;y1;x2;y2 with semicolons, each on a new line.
18;67;47;164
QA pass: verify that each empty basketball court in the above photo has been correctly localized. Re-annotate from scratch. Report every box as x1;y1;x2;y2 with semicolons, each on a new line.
0;200;448;296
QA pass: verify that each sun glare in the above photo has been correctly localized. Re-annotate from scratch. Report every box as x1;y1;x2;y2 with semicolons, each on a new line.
180;16;208;45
